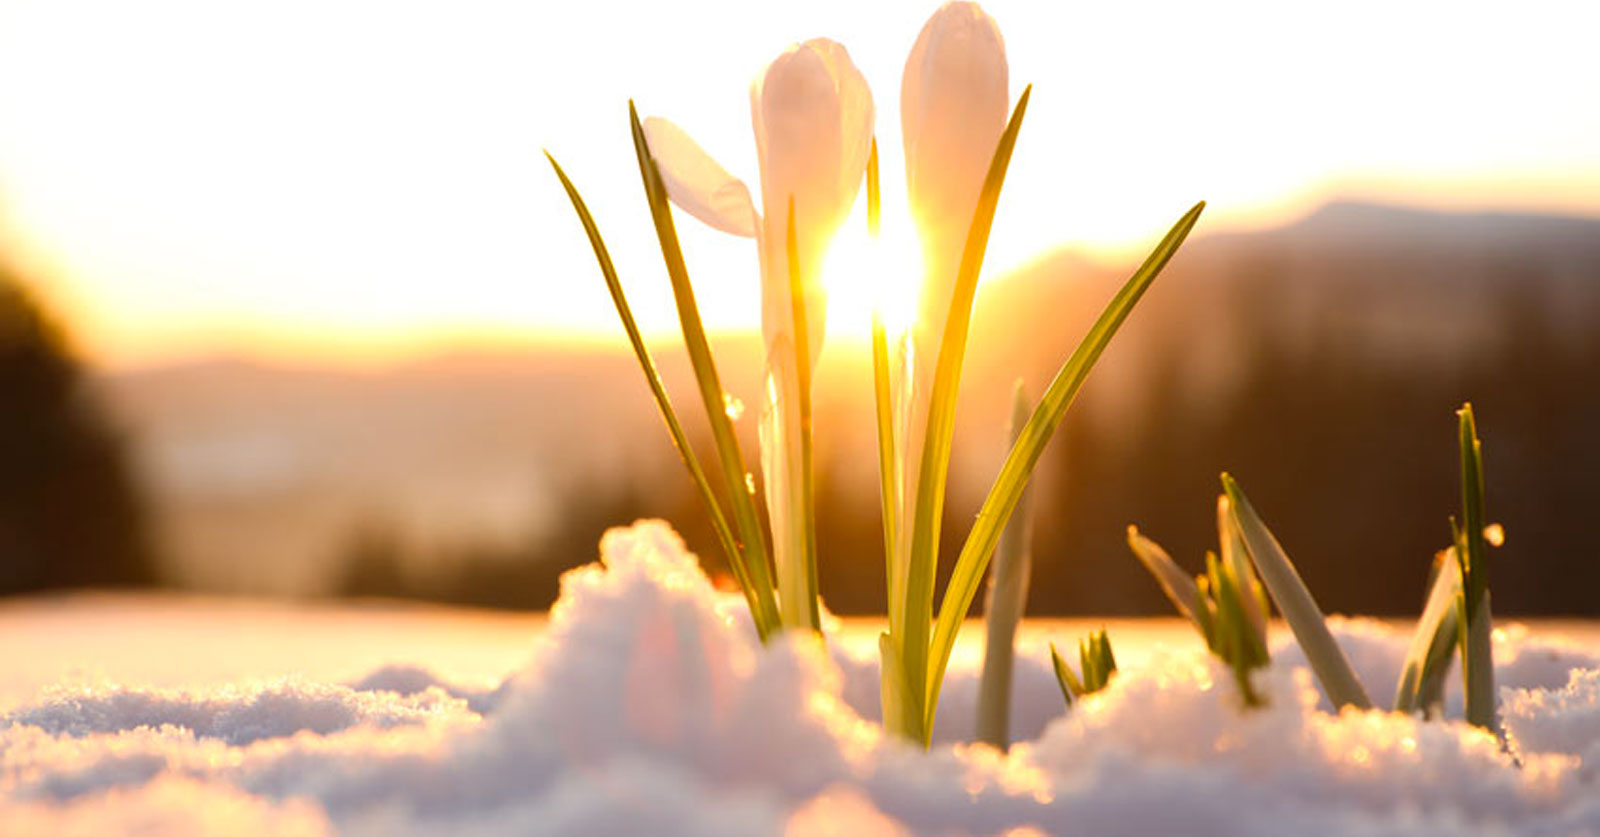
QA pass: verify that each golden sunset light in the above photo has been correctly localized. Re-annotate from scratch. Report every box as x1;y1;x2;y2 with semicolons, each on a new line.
2;0;1598;367
7;1;1600;832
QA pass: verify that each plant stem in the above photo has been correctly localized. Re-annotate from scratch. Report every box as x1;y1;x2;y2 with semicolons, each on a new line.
975;381;1036;751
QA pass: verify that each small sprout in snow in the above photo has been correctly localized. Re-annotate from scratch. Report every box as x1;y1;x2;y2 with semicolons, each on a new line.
1128;520;1269;707
1222;474;1374;711
1393;548;1461;718
1051;628;1117;708
1454;402;1499;736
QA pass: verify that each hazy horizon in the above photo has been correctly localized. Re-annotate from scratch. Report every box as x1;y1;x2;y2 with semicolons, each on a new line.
4;0;1600;368
37;195;1600;374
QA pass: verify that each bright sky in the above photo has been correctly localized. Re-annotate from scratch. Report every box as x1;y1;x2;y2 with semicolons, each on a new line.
1;0;1597;368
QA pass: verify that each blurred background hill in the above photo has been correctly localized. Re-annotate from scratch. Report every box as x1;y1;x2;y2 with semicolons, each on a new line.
39;199;1596;616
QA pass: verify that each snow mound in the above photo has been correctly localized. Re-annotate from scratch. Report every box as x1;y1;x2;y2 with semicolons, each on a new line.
7;680;467;745
2;519;1598;836
1504;668;1600;781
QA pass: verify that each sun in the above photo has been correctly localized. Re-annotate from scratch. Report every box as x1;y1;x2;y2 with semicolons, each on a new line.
818;203;925;342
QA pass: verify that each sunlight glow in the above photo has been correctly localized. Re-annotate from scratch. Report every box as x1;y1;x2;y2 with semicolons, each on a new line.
1;0;1599;367
821;202;924;341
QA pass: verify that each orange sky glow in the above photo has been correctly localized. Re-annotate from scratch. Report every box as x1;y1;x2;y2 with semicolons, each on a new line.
1;0;1597;369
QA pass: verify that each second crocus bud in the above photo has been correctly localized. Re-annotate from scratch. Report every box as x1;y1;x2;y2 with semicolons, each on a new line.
901;1;1009;350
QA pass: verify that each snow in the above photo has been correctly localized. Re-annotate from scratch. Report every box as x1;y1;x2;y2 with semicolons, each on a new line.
2;520;1599;836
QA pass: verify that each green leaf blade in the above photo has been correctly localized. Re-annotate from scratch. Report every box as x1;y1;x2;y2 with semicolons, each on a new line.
1393;549;1461;715
974;381;1037;752
545;150;762;637
922;199;1206;733
901;86;1034;744
1222;473;1373;711
1126;526;1202;628
627;103;781;637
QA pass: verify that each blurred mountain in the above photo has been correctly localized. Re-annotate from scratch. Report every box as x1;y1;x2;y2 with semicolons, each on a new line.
93;200;1600;614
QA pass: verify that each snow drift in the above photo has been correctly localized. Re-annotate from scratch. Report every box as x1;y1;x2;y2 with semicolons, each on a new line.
3;520;1599;836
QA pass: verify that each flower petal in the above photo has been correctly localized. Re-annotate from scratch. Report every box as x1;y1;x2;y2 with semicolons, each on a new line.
641;116;759;238
902;1;1009;303
752;43;842;363
802;38;875;217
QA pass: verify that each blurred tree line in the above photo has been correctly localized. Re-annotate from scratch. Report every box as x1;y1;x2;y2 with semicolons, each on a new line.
0;261;155;593
334;257;1600;617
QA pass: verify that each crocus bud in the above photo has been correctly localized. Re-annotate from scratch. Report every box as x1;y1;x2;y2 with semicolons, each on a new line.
901;2;1008;347
752;37;874;366
643;37;873;634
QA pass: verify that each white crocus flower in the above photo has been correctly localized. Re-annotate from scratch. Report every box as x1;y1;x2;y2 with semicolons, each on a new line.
903;1;1009;352
643;39;874;632
889;1;1008;642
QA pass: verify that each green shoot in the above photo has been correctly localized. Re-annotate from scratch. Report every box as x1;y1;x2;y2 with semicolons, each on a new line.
896;86;1032;742
1050;644;1076;707
975;382;1037;751
1127;526;1201;627
920;199;1205;743
1454;403;1498;734
545;151;757;633
627;103;782;636
1222;474;1373;711
867;139;900;632
1203;550;1270;706
1050;629;1117;708
1127;515;1268;707
1217;495;1268;641
779;197;821;633
564;80;1203;745
1393;548;1461;718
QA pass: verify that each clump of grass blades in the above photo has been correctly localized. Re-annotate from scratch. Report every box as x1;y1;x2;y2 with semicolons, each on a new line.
550;93;1204;746
1132;404;1503;728
1050;629;1117;708
1385;404;1502;733
1127;496;1270;706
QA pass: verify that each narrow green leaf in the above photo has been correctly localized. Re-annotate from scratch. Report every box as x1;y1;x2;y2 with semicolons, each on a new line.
1126;526;1202;628
1050;642;1081;706
879;632;911;733
872;317;898;599
1458;404;1488;621
628;102;781;636
1218;496;1268;641
866;139;900;645
903;86;1034;742
1194;572;1218;652
975;381;1036;752
781;197;820;633
1393;548;1461;716
1455;403;1497;733
1462;589;1498;733
1097;630;1117;680
922;199;1206;735
1222;473;1373;710
867;137;881;237
1214;547;1269;667
545;151;761;637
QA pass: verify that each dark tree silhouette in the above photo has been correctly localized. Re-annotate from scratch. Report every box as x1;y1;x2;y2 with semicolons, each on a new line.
0;264;156;593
